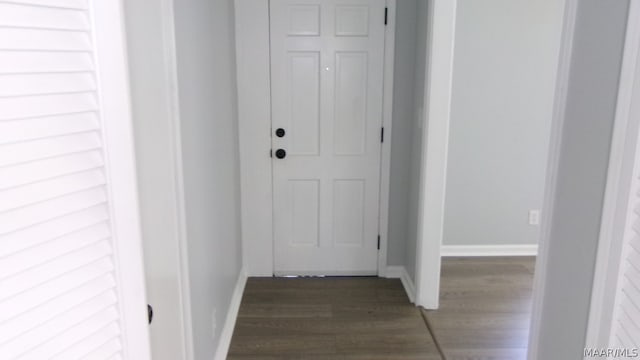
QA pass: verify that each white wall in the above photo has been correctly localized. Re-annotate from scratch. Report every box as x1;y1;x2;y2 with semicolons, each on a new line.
235;0;273;277
123;2;188;359
536;0;629;357
172;0;243;358
443;0;564;247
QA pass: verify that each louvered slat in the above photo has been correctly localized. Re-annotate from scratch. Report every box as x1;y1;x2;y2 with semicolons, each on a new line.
0;277;116;343
615;320;635;349
14;307;119;360
0;52;93;74
611;148;640;350
0;2;128;358
0;92;97;121
51;322;121;360
614;221;640;347
0;73;96;98
0;187;107;234
0;258;115;322
621;273;640;316
0;221;109;277
0;112;99;145
0;204;109;257
0;169;106;212
0;131;101;167
618;304;640;341
0;3;89;31
0;235;112;292
79;338;122;360
0;150;104;190
632;216;640;236
0;291;117;358
0;28;91;52
1;0;88;10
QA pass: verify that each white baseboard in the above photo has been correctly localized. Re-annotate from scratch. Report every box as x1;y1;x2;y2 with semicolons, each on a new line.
385;266;416;303
214;267;247;360
441;244;539;257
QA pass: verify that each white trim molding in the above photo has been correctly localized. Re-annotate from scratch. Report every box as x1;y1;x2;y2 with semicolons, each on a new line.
386;266;416;303
586;0;640;349
90;1;152;356
214;268;248;360
159;0;194;358
236;0;398;277
441;244;539;257
377;0;397;278
414;0;457;310
234;0;274;277
527;0;578;358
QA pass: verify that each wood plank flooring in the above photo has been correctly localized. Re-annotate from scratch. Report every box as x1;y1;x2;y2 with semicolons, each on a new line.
228;277;441;359
422;256;536;360
228;257;535;360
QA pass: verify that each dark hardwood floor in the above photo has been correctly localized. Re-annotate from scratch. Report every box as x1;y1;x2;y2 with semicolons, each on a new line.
422;256;536;360
228;277;441;359
228;257;535;360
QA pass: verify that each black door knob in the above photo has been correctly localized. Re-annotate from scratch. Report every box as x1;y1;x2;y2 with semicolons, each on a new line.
275;128;286;137
148;304;153;324
275;149;286;159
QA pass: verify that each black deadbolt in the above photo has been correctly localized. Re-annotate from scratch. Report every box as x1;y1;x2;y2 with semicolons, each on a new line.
275;149;286;159
275;128;286;137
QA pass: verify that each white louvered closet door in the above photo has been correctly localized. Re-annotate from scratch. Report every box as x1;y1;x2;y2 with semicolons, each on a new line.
610;35;640;353
0;1;151;359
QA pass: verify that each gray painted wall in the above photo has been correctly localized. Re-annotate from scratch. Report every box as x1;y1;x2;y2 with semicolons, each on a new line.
406;0;430;282
443;0;564;246
173;0;243;358
387;0;418;266
537;0;629;358
387;0;428;283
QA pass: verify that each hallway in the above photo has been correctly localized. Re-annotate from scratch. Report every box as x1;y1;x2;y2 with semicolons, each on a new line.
227;257;535;359
228;277;441;359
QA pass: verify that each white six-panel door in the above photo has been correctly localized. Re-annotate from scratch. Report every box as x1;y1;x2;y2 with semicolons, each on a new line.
0;1;151;359
270;0;386;275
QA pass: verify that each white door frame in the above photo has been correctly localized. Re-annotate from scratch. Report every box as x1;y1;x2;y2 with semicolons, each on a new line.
526;0;577;357
90;0;151;359
418;0;639;354
236;0;397;277
90;1;153;356
585;0;640;348
413;0;457;309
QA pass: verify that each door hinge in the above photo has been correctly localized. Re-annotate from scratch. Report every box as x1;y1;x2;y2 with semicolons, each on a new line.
381;127;384;143
270;149;273;158
384;7;388;25
377;235;380;250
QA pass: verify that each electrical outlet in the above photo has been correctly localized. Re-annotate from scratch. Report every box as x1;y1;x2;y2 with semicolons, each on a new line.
211;308;217;339
529;210;540;225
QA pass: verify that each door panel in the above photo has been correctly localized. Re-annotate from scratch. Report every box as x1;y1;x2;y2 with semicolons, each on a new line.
0;1;150;358
289;52;321;155
271;0;385;275
334;51;368;155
